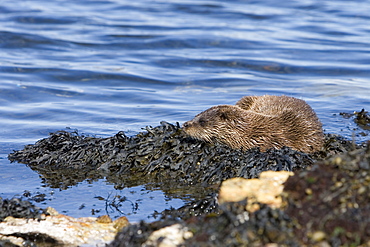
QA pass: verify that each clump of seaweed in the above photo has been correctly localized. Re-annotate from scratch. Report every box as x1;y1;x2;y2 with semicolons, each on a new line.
340;108;370;131
0;197;49;222
354;109;370;130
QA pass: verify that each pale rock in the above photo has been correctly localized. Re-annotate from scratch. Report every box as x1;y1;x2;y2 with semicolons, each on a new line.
0;209;129;247
143;223;193;247
218;171;293;212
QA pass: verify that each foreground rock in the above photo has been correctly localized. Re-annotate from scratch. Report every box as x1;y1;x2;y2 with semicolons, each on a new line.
0;207;128;247
284;143;370;246
218;171;293;211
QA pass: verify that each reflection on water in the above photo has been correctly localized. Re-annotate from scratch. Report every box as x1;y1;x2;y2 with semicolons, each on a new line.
0;158;183;221
0;0;369;221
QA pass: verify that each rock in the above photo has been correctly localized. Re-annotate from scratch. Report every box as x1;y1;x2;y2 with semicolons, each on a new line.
143;223;193;247
97;214;113;223
0;209;129;247
113;216;130;231
311;231;326;242
283;143;370;246
218;171;293;212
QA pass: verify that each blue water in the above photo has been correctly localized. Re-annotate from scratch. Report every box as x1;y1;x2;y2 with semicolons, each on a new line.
1;0;370;222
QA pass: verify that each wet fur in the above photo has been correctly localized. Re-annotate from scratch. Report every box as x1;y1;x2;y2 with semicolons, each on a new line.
182;95;324;153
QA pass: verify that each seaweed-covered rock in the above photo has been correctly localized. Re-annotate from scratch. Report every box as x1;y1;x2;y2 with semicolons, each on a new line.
340;108;370;131
283;142;370;246
109;201;299;247
8;122;314;191
110;143;370;247
353;109;370;129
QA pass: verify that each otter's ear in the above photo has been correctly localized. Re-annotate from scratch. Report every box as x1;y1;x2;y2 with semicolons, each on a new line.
218;106;241;121
219;110;231;120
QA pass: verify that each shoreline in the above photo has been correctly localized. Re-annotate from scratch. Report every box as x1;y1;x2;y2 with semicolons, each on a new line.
1;110;369;246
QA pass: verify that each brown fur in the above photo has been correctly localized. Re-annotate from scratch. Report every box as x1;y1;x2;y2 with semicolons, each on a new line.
182;95;324;153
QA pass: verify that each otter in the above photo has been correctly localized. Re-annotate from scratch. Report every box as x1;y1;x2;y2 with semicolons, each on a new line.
182;95;324;153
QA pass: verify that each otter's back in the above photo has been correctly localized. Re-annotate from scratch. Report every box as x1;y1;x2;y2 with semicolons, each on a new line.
236;95;324;152
236;95;312;117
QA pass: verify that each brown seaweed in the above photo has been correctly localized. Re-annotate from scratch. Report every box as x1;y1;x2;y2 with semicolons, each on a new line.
8;122;315;192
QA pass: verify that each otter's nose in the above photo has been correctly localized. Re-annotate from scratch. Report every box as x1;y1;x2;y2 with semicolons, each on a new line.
182;122;190;128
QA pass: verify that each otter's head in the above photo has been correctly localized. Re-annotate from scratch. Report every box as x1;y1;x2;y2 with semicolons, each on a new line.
182;105;246;146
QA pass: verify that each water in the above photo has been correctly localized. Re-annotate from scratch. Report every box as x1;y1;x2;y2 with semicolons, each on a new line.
1;0;370;222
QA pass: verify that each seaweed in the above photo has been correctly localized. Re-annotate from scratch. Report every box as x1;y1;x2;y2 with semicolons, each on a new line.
109;201;299;247
0;197;48;222
9;122;314;192
340;108;370;131
109;142;370;247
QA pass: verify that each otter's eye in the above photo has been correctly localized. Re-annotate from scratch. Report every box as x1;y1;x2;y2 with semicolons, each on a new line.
198;118;206;126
